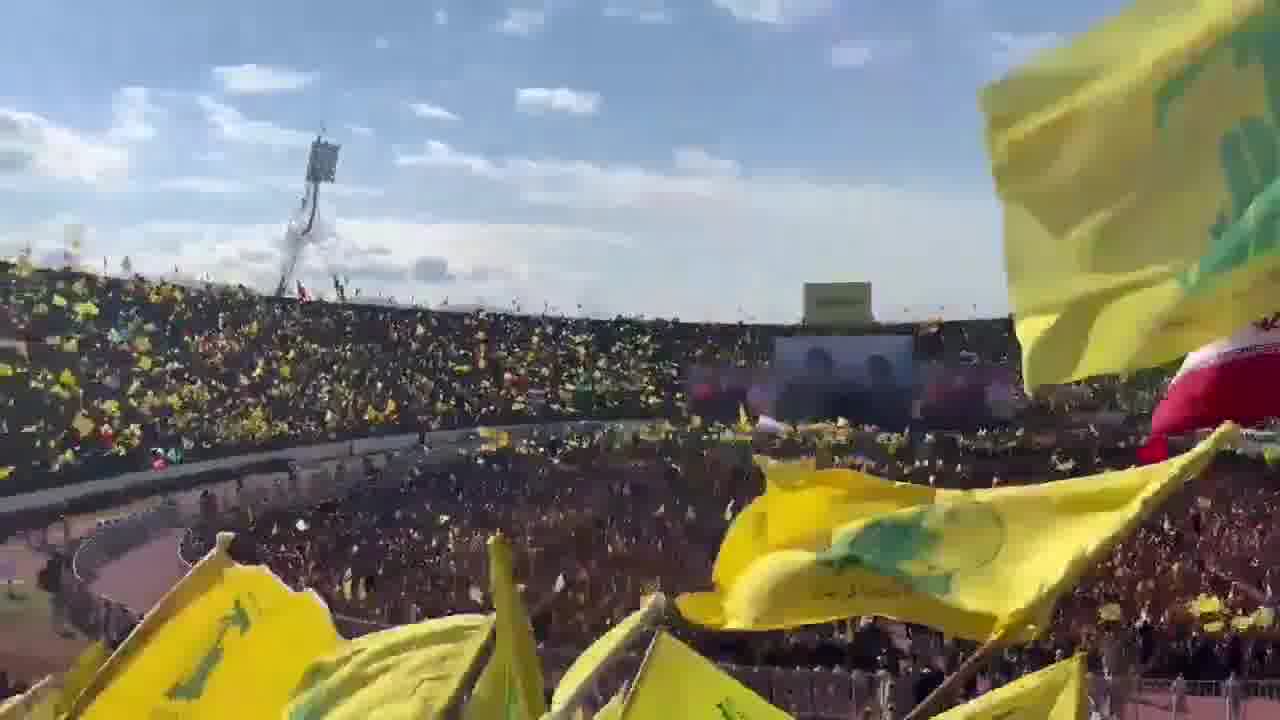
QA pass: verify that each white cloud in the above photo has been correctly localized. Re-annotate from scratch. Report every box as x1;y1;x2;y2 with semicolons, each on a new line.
374;36;390;50
515;87;601;116
989;31;1062;76
603;1;671;23
197;96;313;147
409;102;461;122
392;139;1006;321
107;87;160;143
154;176;252;194
212;64;315;95
346;124;375;138
0;215;628;311
152;175;384;198
672;147;738;176
711;0;831;24
496;8;545;36
397;140;496;176
0;108;129;185
829;43;873;68
4;132;1006;319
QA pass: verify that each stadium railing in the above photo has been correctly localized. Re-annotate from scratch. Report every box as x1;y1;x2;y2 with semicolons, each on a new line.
19;420;646;652
0;419;653;523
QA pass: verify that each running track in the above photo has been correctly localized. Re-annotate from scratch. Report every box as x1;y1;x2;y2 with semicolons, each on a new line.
87;529;190;612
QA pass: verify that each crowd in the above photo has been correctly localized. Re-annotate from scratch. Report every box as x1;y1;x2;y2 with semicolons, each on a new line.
0;261;1173;499
178;424;1280;703
5;261;1262;714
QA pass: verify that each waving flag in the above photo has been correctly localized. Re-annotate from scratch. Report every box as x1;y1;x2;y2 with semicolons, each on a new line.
936;654;1087;719
284;614;494;720
985;0;1280;390
677;425;1235;641
619;633;790;720
75;533;340;720
1143;314;1280;461
464;535;547;720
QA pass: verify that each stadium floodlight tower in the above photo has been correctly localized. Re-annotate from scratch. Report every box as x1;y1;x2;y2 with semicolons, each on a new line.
275;133;341;297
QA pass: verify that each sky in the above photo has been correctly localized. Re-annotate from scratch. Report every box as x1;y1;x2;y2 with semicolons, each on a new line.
0;0;1129;323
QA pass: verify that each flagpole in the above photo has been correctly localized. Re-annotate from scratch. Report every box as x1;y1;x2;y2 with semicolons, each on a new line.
540;594;668;720
441;621;497;720
903;621;1019;720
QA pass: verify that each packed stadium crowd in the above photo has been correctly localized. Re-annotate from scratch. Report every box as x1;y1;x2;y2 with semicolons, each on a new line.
0;262;1169;497
177;426;1280;694
3;261;1275;714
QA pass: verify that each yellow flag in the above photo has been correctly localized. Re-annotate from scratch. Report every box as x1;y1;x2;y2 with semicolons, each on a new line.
464;535;547;720
283;614;494;720
593;692;624;720
678;424;1235;642
552;596;663;711
620;633;790;720
55;641;110;716
936;654;1087;719
76;533;340;720
0;675;58;720
984;0;1280;389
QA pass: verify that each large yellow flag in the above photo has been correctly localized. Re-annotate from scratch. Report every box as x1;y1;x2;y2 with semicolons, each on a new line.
283;613;494;720
936;654;1087;719
592;692;624;720
54;641;110;716
551;596;664;712
619;633;791;720
74;533;340;720
985;0;1280;389
464;535;547;720
678;424;1235;641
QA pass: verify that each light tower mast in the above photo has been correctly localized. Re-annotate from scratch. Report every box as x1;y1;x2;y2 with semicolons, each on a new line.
275;133;341;297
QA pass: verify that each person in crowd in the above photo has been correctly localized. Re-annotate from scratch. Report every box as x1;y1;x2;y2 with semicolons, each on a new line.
775;347;842;421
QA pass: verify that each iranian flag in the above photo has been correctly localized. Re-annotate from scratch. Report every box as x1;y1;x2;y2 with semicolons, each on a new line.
1140;314;1280;463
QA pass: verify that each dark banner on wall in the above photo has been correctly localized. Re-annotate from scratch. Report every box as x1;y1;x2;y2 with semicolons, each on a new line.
770;335;915;427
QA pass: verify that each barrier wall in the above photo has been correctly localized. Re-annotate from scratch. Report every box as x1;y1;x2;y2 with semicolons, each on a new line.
0;420;651;524
20;420;649;660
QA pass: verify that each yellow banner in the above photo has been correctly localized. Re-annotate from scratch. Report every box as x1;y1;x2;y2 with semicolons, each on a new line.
77;534;340;720
678;424;1235;641
985;0;1280;389
936;654;1086;719
620;633;791;720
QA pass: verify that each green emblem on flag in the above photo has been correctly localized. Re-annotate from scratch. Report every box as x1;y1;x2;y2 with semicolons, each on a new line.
1156;0;1280;294
166;597;252;702
818;502;1005;598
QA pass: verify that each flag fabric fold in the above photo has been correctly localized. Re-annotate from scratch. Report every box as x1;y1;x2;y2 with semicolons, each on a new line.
935;654;1087;719
551;596;661;712
984;0;1280;390
677;424;1236;642
464;535;547;720
619;632;791;720
283;613;495;720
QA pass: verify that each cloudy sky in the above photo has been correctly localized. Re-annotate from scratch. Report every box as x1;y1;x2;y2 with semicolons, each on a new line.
0;0;1127;322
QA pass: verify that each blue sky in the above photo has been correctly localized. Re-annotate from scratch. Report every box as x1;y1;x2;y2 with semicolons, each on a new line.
0;0;1127;322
